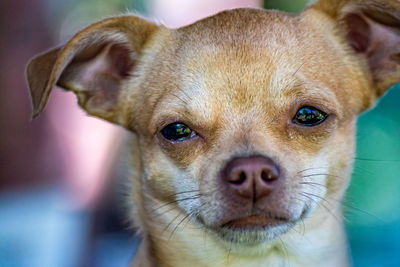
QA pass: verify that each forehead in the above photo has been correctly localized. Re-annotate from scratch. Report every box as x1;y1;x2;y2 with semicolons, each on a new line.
172;46;335;115
165;10;343;110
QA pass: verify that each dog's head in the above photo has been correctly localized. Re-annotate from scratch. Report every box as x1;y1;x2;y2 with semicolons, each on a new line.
27;0;400;249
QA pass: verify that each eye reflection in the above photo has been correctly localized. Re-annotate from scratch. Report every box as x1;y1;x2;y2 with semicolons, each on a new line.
293;106;328;126
161;123;197;142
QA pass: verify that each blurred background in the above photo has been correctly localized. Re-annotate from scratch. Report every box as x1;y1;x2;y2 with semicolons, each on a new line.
0;0;399;266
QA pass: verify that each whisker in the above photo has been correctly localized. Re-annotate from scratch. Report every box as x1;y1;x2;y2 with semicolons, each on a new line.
293;62;305;77
299;182;326;191
299;181;327;188
341;201;384;223
168;212;194;241
300;189;383;223
303;192;333;206
300;217;306;236
162;212;182;236
278;236;290;266
169;92;189;105
226;240;233;266
320;195;384;223
290;196;309;237
150;195;202;213
300;192;341;223
353;165;376;176
354;157;400;162
163;202;208;240
297;167;330;175
301;173;341;179
164;189;201;199
156;205;180;218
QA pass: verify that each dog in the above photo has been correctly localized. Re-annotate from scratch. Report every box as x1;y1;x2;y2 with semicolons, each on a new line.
26;0;400;266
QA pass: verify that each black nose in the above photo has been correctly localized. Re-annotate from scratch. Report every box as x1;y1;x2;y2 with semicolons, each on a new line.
221;156;280;201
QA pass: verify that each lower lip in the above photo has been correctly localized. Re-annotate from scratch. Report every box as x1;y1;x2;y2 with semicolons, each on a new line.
222;215;287;230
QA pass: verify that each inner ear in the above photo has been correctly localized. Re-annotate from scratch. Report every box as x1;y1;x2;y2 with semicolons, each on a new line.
58;43;135;120
344;13;370;53
343;10;400;95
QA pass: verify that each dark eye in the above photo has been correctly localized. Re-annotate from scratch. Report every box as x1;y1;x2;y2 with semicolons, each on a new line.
292;106;328;126
161;123;197;142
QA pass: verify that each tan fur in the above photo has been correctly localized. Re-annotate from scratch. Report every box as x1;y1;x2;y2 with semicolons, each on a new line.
26;1;400;266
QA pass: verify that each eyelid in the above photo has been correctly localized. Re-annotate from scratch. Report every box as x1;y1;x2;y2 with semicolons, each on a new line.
292;92;340;118
296;106;328;115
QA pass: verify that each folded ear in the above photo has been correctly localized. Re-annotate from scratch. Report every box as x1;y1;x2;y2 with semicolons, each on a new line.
312;0;400;97
26;16;159;123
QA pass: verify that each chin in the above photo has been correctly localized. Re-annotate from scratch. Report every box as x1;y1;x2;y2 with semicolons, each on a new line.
203;214;300;246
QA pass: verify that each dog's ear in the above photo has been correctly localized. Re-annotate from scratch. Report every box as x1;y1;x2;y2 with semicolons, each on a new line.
312;0;400;97
26;16;159;123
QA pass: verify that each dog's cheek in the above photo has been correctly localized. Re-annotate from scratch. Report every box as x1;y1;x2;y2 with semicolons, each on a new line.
324;123;357;197
139;146;180;196
139;142;202;204
282;120;356;220
299;121;356;205
157;139;208;169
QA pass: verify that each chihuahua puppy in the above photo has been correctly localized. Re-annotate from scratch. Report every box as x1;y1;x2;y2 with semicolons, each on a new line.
27;0;400;266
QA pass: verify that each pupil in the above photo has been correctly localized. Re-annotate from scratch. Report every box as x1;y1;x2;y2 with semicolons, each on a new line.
161;123;194;141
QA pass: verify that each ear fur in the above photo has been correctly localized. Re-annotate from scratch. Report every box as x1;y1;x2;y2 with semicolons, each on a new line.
26;16;159;123
312;0;400;97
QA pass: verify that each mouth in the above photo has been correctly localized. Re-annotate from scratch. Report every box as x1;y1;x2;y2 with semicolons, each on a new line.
221;214;291;230
199;209;309;246
212;214;295;246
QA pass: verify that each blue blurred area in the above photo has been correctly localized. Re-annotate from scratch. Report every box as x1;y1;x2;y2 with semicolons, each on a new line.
93;232;140;267
0;189;140;267
0;189;89;267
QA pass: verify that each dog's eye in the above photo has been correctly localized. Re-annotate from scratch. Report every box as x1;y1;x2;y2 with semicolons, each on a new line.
293;106;328;126
161;123;197;142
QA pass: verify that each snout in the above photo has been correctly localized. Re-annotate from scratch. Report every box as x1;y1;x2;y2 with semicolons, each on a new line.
197;154;307;244
218;155;293;229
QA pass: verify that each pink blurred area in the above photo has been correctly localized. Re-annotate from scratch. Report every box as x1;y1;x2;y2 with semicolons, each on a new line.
151;0;262;28
47;90;123;208
0;0;261;209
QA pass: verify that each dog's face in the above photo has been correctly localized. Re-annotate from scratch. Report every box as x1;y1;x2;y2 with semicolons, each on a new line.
27;0;400;250
129;9;369;245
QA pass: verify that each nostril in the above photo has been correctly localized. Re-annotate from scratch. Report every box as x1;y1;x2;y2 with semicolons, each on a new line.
230;171;247;185
261;169;277;183
239;172;246;183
